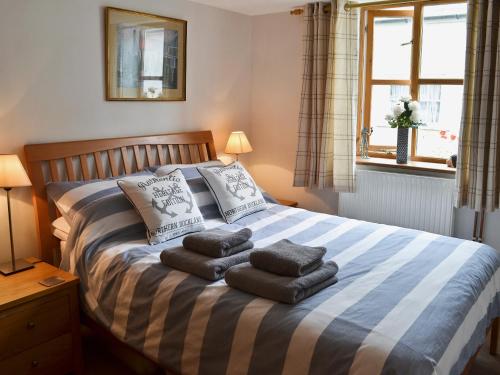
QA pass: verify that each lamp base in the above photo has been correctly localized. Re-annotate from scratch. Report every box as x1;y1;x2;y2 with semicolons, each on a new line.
0;259;34;276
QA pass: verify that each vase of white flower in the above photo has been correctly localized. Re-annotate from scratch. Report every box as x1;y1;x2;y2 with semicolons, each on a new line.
385;96;424;164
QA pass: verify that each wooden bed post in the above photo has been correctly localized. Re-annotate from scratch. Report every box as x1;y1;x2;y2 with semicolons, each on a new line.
25;159;59;264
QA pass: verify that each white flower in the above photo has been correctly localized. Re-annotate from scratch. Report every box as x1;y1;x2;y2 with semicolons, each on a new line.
385;114;394;121
400;95;412;103
410;110;420;123
392;103;404;117
408;101;420;111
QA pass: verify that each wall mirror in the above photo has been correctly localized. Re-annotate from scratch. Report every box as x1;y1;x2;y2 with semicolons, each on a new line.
105;7;187;101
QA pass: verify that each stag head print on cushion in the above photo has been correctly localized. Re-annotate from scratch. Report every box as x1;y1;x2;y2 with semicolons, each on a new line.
117;169;205;245
197;162;267;223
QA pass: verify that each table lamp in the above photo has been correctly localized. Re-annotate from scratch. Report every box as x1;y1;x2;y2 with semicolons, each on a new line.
224;131;253;161
0;154;33;275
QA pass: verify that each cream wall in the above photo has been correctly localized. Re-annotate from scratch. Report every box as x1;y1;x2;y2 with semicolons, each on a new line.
0;0;252;262
248;12;339;214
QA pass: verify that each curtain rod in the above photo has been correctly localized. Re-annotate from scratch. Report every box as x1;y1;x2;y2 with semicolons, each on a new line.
290;0;436;15
290;4;330;15
345;0;430;10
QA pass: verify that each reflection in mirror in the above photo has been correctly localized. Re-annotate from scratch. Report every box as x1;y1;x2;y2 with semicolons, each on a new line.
106;8;186;101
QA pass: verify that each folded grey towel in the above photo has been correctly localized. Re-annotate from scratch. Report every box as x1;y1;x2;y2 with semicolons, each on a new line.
160;246;253;281
250;239;327;276
225;261;338;304
183;228;253;258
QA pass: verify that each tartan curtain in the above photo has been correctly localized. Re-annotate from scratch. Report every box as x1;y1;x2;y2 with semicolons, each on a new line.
456;0;500;212
293;0;358;191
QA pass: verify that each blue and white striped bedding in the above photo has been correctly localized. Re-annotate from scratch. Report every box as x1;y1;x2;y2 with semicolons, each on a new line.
58;179;500;375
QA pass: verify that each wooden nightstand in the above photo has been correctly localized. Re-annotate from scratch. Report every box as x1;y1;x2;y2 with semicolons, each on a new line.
277;198;298;207
0;260;82;374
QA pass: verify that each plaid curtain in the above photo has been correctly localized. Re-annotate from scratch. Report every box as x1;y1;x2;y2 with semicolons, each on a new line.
293;1;358;191
456;0;500;212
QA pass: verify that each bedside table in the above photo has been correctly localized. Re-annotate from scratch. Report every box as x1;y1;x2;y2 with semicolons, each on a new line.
277;198;298;207
0;260;82;374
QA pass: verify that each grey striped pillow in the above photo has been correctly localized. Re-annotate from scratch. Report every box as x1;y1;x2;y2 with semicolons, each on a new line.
46;171;153;223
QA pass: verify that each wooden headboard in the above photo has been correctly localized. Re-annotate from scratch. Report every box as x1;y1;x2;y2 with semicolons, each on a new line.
24;130;217;265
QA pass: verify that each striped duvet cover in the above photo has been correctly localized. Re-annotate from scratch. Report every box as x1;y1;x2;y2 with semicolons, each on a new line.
63;198;500;375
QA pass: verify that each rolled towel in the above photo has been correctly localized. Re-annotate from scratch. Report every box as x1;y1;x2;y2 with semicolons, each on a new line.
250;239;327;276
225;261;338;304
160;246;253;281
183;228;253;258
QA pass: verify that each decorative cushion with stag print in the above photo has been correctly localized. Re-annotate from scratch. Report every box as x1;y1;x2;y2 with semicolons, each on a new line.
197;162;267;223
117;169;206;245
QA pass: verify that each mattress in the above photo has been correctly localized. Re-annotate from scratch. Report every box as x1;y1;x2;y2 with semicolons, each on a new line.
62;202;500;375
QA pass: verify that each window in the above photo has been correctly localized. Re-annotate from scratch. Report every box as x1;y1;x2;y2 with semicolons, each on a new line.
142;28;165;98
116;26;179;99
140;28;181;99
358;2;467;163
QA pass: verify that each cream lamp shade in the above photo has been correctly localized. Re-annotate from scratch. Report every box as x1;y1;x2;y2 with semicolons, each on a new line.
0;154;33;275
0;154;32;188
224;131;253;155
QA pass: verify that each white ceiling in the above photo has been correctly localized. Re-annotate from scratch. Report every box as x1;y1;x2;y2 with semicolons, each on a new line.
188;0;307;16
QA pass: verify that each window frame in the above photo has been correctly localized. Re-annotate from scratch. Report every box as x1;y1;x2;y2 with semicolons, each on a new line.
357;0;466;164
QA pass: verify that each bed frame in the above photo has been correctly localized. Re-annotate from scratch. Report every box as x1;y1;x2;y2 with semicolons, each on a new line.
24;130;217;265
23;130;497;374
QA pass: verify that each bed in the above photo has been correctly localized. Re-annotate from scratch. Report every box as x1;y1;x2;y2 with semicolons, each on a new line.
24;131;500;375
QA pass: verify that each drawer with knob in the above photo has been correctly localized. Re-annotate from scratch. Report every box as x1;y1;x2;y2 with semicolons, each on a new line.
0;295;70;360
0;333;72;374
0;261;82;374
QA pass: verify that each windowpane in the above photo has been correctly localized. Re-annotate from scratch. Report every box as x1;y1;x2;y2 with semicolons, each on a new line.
416;85;463;158
143;28;165;77
369;85;410;149
372;17;413;79
420;4;467;78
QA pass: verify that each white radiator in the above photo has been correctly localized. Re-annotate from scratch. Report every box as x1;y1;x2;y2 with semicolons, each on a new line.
339;169;455;235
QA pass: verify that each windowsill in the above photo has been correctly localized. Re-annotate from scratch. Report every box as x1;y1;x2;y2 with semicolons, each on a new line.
356;157;456;174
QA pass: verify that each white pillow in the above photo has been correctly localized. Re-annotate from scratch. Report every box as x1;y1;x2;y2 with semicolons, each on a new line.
51;216;71;241
197;162;267;223
117;169;206;245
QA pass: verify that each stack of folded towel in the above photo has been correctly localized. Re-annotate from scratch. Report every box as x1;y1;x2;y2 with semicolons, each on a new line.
225;239;338;304
160;228;253;281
